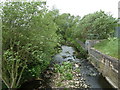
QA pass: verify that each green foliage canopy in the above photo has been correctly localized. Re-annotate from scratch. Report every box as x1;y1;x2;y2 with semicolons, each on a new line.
2;1;60;88
76;10;117;40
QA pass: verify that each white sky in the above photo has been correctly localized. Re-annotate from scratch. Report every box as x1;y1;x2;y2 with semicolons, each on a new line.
0;0;119;18
46;0;119;18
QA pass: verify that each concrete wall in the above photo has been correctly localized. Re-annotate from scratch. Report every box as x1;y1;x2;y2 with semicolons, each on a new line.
85;40;103;51
85;40;119;89
115;27;120;38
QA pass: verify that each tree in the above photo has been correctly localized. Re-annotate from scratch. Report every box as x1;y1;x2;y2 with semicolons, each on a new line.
55;13;81;41
2;1;60;88
77;10;117;40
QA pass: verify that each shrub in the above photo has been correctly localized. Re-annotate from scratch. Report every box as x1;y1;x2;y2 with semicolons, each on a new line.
2;2;60;88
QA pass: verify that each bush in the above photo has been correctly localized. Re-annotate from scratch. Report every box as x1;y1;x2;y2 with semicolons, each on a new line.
54;62;73;80
2;2;60;88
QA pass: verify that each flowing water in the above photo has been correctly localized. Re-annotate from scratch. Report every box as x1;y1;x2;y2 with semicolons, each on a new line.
19;45;114;89
54;45;114;89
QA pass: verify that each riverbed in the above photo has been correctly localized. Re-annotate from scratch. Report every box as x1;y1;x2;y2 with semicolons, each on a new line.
19;45;114;89
53;45;114;88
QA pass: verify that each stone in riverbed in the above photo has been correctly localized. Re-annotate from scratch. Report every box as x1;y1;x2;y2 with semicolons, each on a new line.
89;73;97;76
83;84;88;88
75;81;79;84
76;74;81;77
75;64;79;68
74;78;79;81
68;59;73;62
62;55;67;59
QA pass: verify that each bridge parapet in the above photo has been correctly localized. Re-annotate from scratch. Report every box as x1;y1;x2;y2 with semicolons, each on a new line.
85;40;119;89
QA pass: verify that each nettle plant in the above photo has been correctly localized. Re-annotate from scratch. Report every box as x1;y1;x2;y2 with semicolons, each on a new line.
54;62;73;80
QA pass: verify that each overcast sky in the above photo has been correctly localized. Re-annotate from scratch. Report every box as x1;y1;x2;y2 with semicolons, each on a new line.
0;0;119;18
46;0;119;18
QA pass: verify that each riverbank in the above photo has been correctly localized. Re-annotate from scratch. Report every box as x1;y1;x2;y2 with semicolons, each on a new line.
48;45;113;89
19;45;114;89
49;61;89;88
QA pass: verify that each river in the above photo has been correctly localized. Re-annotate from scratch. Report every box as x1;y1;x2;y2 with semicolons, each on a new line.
53;45;114;89
19;45;115;89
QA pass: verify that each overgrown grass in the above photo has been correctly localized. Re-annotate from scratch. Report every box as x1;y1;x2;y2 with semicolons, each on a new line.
94;37;119;59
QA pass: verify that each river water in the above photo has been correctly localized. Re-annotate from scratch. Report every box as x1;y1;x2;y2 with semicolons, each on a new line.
54;45;114;89
19;45;115;89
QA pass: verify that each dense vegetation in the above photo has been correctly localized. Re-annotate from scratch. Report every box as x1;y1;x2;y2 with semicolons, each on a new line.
53;61;80;87
75;11;117;40
94;37;119;59
54;62;74;81
2;2;60;88
2;1;117;88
